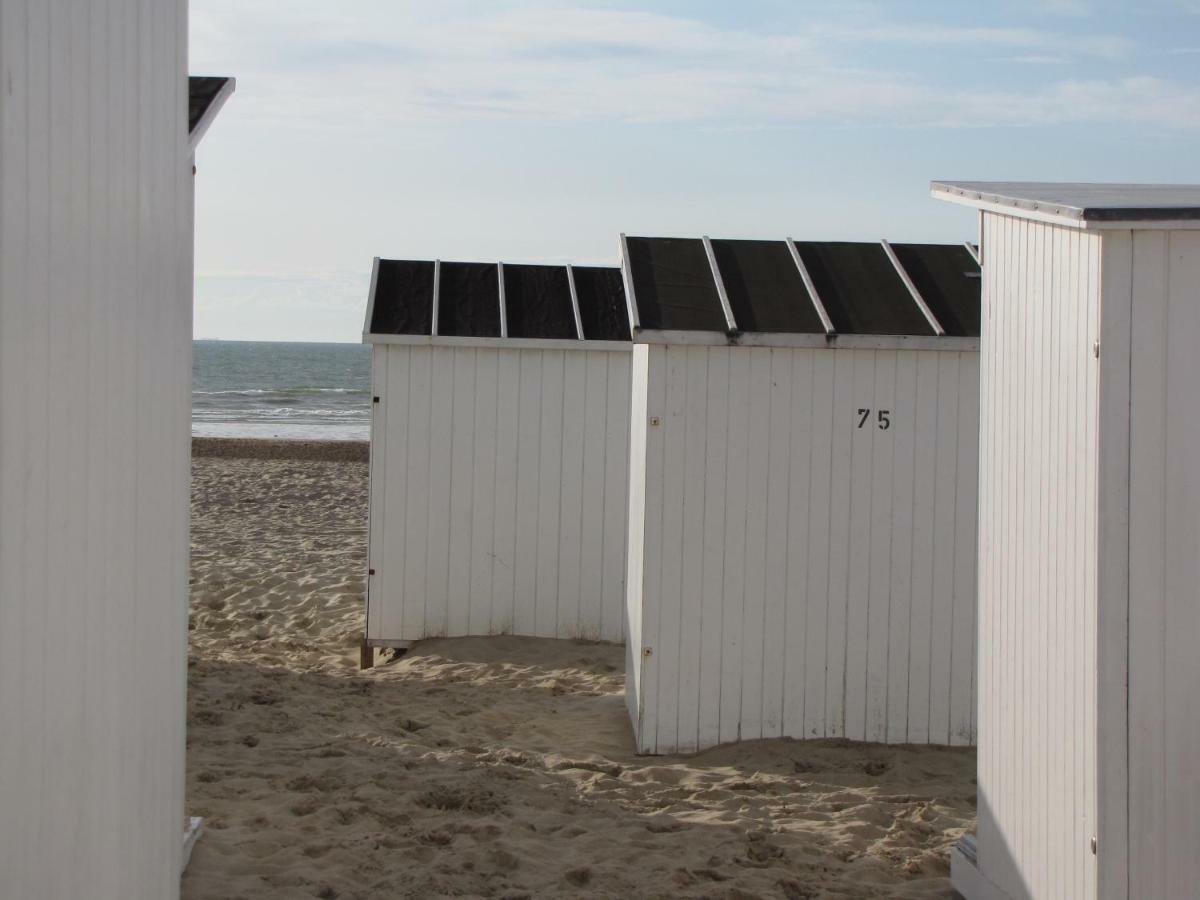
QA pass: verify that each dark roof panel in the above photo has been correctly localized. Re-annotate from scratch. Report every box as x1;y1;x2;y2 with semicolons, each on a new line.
438;262;502;338
572;266;630;341
891;243;981;337
710;239;825;334
793;241;934;336
625;237;726;332
188;76;231;135
503;265;576;339
370;259;435;335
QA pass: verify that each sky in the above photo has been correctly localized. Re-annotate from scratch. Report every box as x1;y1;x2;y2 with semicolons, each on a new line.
190;0;1200;342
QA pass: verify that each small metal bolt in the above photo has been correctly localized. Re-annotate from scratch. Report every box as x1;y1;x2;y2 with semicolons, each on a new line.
643;647;653;657
373;396;380;403
368;568;376;576
649;416;661;427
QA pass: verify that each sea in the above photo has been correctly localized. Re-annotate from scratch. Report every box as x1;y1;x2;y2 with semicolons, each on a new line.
193;340;371;440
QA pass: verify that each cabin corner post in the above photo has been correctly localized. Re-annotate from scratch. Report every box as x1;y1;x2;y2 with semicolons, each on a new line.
1095;229;1134;900
624;343;652;753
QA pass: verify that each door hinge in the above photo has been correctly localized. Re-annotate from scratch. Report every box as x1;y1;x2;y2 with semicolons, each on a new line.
1093;341;1100;359
1091;836;1097;855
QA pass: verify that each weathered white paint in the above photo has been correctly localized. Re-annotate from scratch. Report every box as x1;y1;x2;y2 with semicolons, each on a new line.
0;0;192;897
624;344;979;754
367;344;633;643
966;214;1104;900
949;203;1200;900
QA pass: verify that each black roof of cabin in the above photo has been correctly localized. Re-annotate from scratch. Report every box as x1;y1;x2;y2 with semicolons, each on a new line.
368;260;632;342
189;76;232;135
625;237;981;338
366;238;980;342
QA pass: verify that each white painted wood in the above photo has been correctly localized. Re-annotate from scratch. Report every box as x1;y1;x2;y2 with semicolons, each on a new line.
361;257;381;338
938;198;1200;900
565;264;585;340
619;233;641;332
625;344;980;753
491;349;521;633
1125;229;1200;900
702;236;737;332
181;818;204;874
366;345;632;643
956;211;1104;900
786;237;837;336
497;262;508;338
431;259;441;336
634;328;978;351
186;76;235;153
0;1;191;896
624;346;650;742
366;333;633;351
698;347;730;749
881;238;946;336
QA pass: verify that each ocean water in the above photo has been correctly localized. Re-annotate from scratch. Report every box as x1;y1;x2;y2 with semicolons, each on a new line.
193;340;371;440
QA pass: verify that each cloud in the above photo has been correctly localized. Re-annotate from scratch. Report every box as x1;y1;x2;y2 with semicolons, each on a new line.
190;2;1199;132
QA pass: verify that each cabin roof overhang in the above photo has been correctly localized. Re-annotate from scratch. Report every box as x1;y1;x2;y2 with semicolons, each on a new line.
189;76;236;155
932;180;1200;230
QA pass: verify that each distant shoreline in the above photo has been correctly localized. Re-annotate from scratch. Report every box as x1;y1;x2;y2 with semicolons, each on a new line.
192;436;369;462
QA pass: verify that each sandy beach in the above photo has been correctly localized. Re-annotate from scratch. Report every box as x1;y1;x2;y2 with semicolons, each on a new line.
183;440;976;900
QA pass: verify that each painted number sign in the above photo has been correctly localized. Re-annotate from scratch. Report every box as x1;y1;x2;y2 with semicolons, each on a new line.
857;408;891;430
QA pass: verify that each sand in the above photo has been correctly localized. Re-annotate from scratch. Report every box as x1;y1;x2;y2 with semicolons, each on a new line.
184;441;976;900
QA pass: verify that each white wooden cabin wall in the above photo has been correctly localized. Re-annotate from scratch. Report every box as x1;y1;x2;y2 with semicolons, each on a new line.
367;345;632;643
627;343;978;754
0;1;190;897
973;213;1102;900
1127;229;1200;899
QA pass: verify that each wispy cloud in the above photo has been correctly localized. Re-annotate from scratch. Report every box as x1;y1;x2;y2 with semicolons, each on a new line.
191;2;1199;132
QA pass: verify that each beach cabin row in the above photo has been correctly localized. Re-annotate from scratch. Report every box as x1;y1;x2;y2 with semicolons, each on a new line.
363;235;982;753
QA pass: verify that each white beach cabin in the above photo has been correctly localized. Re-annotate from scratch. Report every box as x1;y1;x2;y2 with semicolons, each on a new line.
0;0;233;888
362;260;634;650
621;236;983;754
933;182;1200;900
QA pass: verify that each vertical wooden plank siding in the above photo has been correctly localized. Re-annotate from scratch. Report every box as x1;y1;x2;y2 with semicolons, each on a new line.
972;213;1102;900
629;344;979;753
367;346;632;643
624;346;650;737
1127;229;1200;899
0;0;189;896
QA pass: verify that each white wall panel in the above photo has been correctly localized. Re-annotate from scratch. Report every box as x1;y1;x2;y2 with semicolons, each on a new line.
367;345;632;643
0;1;190;896
626;344;979;754
1127;229;1200;900
971;213;1102;900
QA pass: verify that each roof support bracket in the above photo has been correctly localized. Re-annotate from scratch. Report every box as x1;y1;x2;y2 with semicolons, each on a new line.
785;238;836;339
618;233;641;335
880;239;945;336
431;260;441;336
702;236;738;335
565;264;585;340
497;262;509;338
